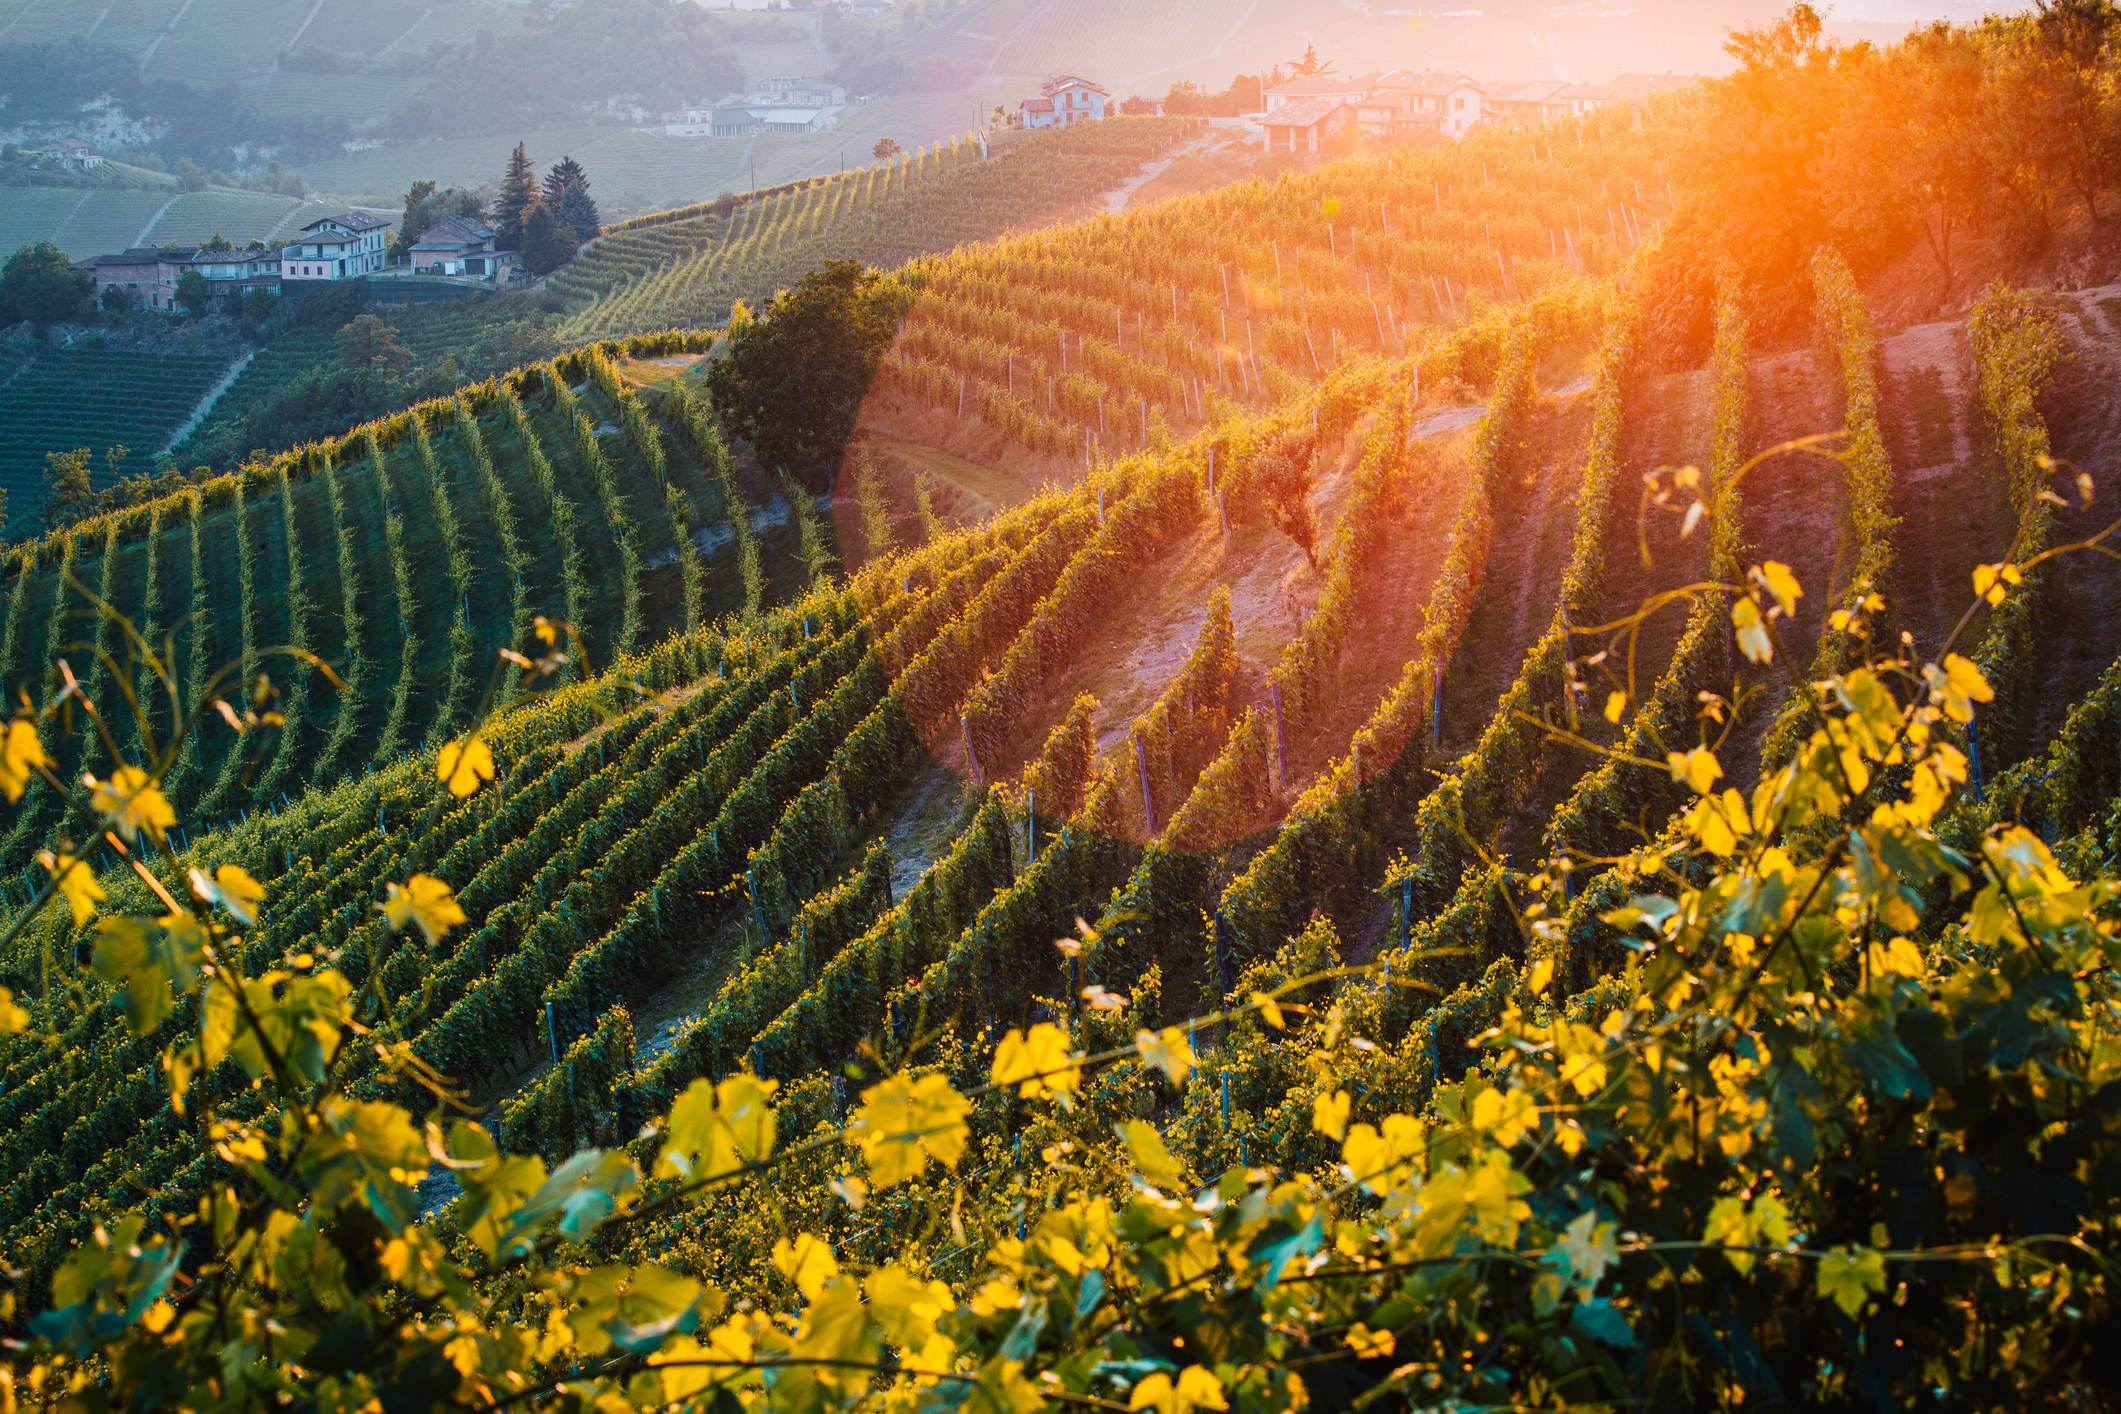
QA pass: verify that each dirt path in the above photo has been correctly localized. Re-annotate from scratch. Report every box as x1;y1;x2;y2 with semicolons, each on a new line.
1435;388;1596;762
1878;319;2008;664
1720;348;1846;783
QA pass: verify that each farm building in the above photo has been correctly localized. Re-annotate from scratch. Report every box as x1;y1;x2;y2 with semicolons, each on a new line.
1260;98;1357;153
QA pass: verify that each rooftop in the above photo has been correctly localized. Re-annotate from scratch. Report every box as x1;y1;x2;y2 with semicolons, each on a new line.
1261;97;1353;128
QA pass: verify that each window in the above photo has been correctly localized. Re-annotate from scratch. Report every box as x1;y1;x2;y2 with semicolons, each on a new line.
1454;98;1464;109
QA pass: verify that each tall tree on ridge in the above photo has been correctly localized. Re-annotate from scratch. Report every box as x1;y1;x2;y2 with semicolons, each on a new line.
495;142;537;250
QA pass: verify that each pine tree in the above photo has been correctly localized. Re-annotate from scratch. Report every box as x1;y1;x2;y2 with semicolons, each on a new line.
556;182;601;244
542;155;588;207
495;142;537;249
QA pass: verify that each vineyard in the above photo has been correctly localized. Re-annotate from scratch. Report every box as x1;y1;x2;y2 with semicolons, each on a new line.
551;118;1203;343
7;9;2121;1408
0;347;233;512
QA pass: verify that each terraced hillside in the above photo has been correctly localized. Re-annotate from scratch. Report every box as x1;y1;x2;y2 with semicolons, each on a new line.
8;227;2120;1319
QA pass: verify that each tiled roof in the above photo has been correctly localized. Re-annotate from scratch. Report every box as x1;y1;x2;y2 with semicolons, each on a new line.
1261;97;1351;128
1482;79;1570;103
1265;74;1367;99
409;216;494;249
1041;73;1108;96
1371;71;1483;96
304;211;391;234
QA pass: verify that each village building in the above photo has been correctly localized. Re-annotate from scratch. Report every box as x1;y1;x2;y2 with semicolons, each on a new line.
1019;74;1109;128
1261;74;1371;113
1260;98;1358;153
76;243;282;310
281;212;390;283
34;138;105;171
406;216;518;281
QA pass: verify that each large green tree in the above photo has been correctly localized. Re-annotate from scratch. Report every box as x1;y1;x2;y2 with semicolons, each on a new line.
704;259;903;495
41;447;93;528
0;241;90;325
519;198;578;276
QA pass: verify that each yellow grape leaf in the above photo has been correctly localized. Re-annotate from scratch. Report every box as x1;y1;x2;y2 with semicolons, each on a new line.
1343;1324;1395;1358
865;1264;954;1350
1135;1025;1194;1086
89;766;175;845
436;735;495;798
1922;652;1995;725
1117;1118;1188;1189
1816;1245;1886;1316
1731;596;1773;664
848;1071;969;1187
0;985;28;1034
773;1233;838;1301
39;849;104;925
1756;560;1803;615
1972;561;2022;607
1312;1090;1352;1141
1603;690;1627;724
378;874;467;947
1250;990;1284;1029
1469;1086;1537;1148
1684;788;1753;857
992;1024;1080;1104
1129;1366;1228;1414
190;864;266;928
1867;937;1925;980
0;719;48;803
658;1074;779;1184
1667;747;1724;796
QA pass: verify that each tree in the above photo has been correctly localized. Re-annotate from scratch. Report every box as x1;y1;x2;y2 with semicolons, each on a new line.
98;283;133;318
542;154;589;208
495;141;537;248
873;137;903;162
42;447;93;528
1289;42;1332;76
705;258;902;495
2027;0;2121;225
519;198;578;276
335;313;411;374
172;268;210;315
0;241;91;325
201;232;234;252
393;178;439;258
541;158;600;244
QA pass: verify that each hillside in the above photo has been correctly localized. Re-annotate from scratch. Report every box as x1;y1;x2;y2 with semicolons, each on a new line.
6;9;2121;1407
